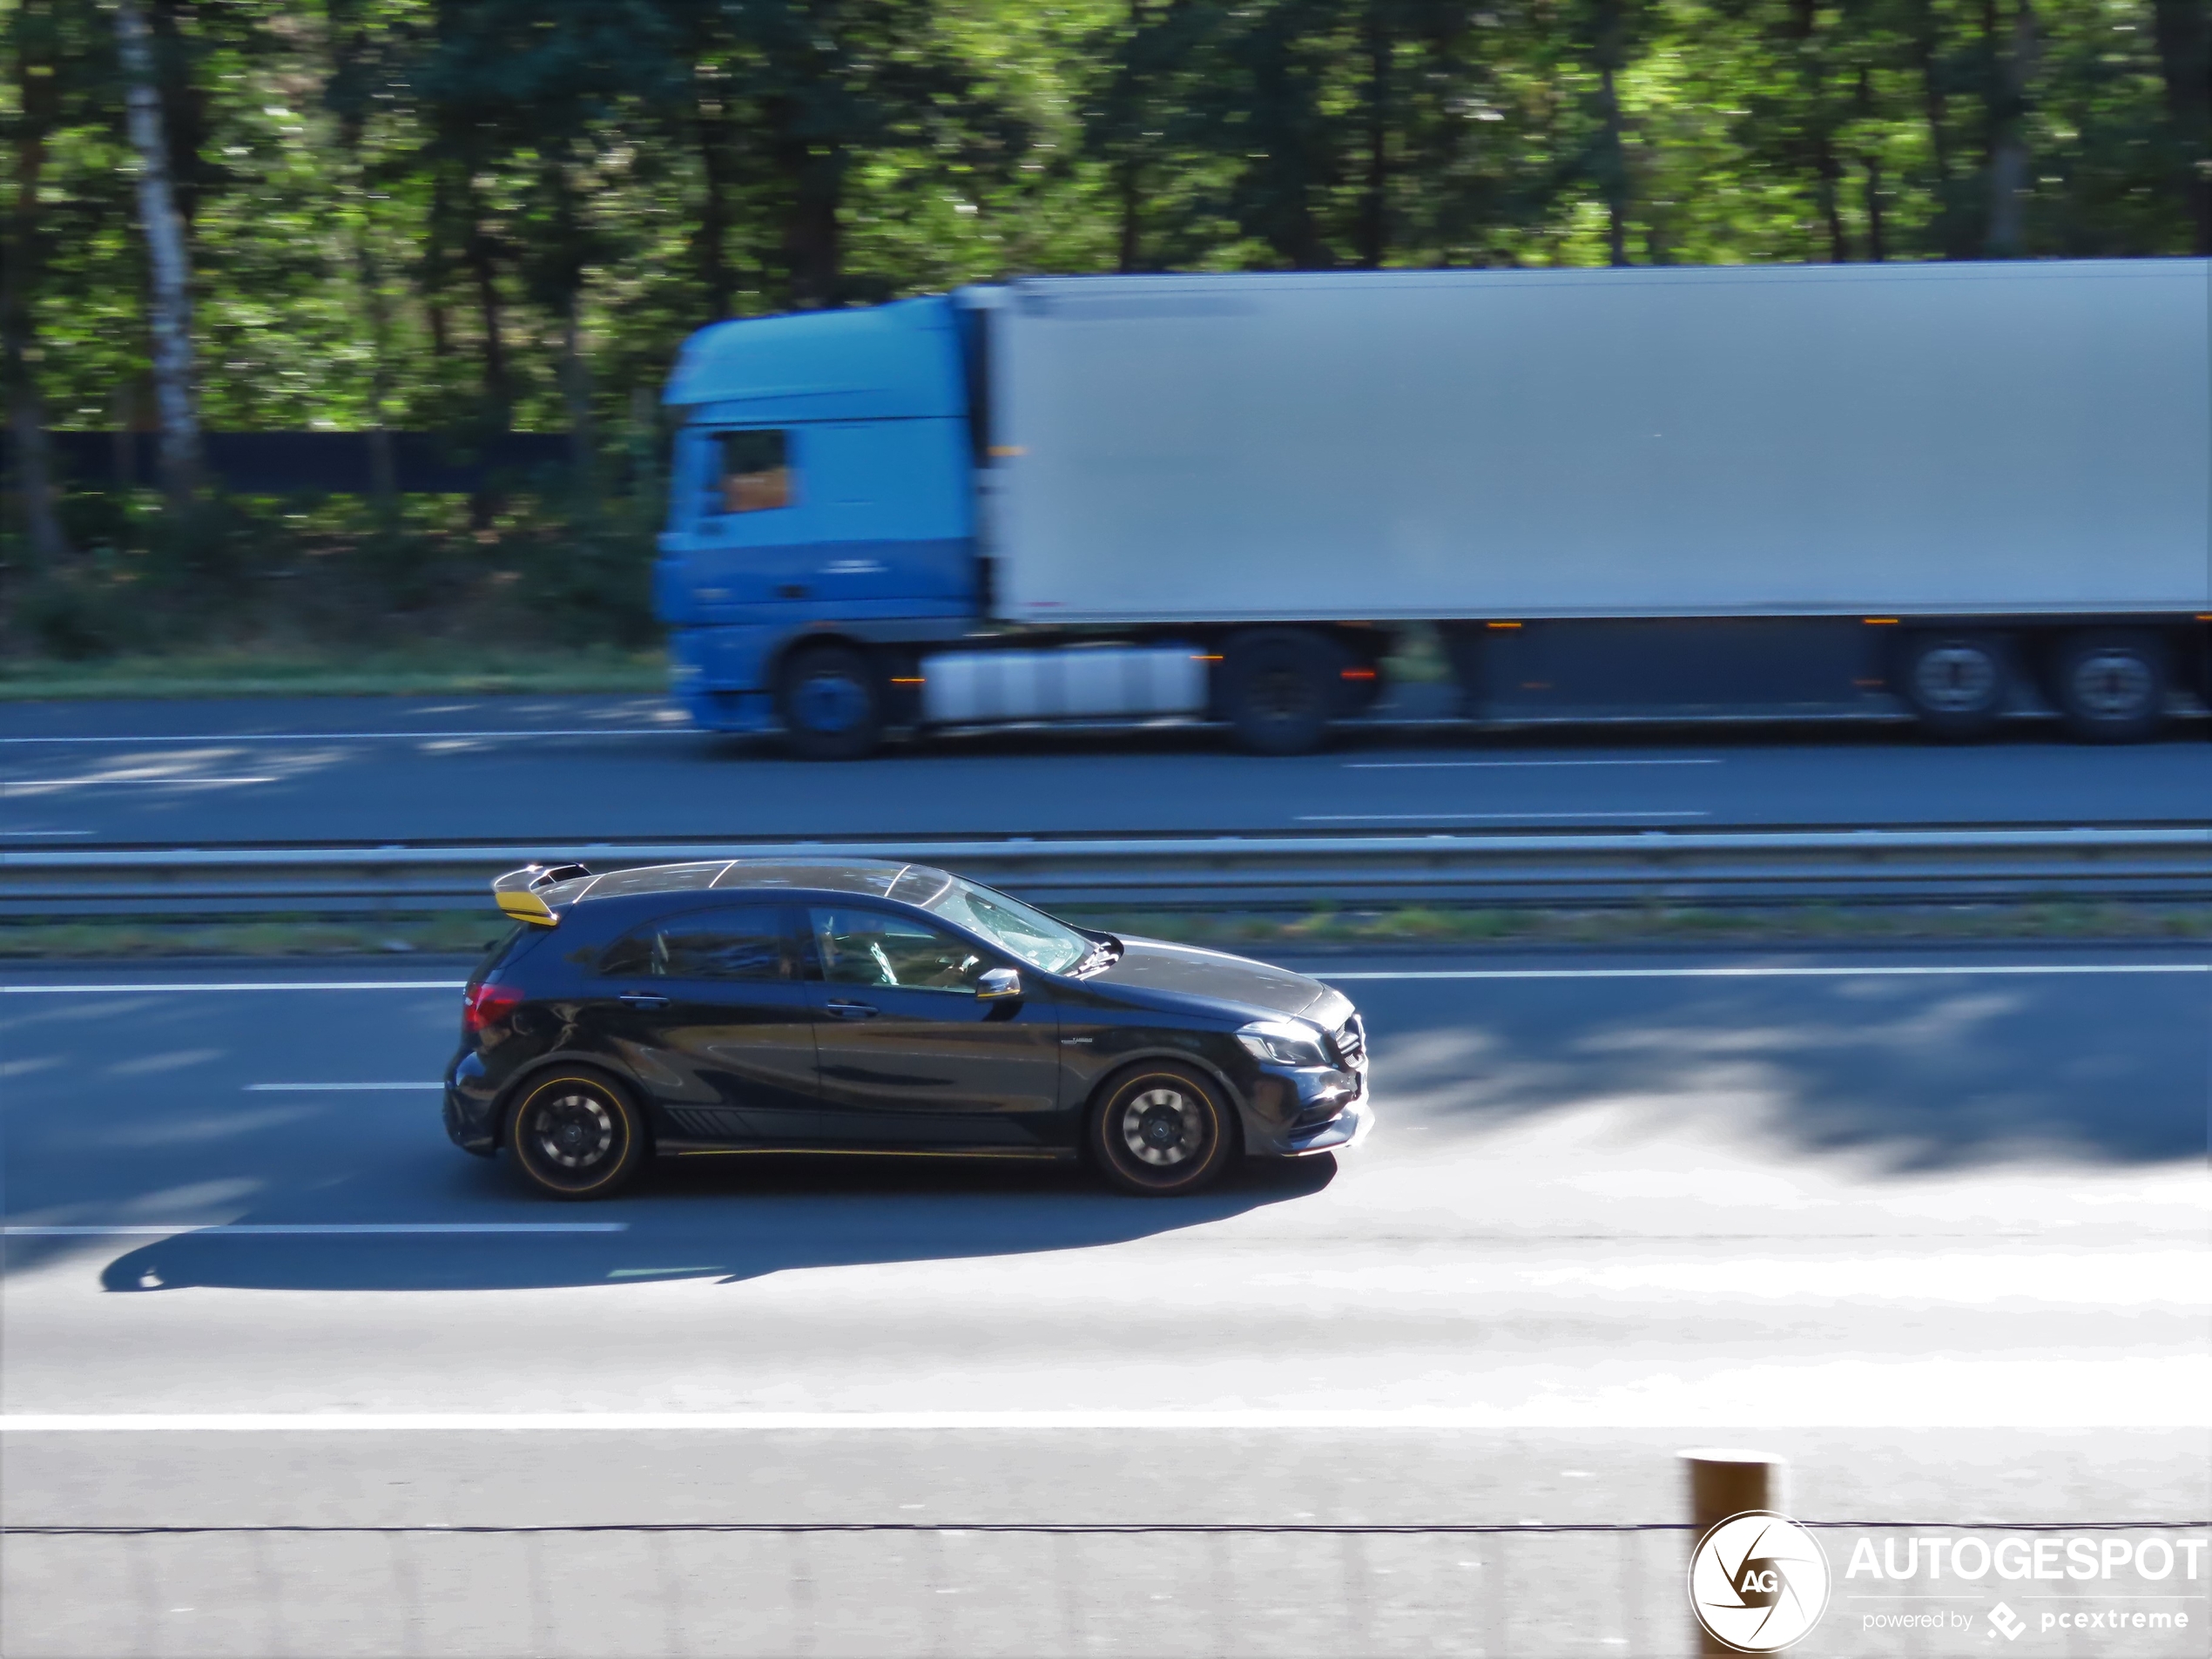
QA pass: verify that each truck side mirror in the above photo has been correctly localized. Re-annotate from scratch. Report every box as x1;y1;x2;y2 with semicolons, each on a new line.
976;967;1022;1001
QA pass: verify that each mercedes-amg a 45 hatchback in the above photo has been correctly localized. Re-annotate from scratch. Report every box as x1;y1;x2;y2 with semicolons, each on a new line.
444;858;1369;1198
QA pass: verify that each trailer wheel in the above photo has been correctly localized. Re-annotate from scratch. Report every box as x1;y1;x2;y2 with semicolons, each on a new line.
1899;631;2010;740
2054;629;2168;744
1221;630;1340;755
779;644;883;760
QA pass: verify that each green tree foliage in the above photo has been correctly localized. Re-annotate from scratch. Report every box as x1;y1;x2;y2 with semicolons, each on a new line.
0;0;2203;660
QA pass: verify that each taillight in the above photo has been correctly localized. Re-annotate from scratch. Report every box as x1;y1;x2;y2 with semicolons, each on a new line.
462;981;524;1035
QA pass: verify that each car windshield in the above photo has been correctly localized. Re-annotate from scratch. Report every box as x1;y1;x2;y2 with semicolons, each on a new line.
898;871;1092;974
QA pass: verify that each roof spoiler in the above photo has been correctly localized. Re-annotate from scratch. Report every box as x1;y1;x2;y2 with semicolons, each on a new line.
491;862;592;927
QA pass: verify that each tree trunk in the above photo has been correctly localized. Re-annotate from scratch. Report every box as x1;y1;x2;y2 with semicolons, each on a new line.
2149;0;2211;253
327;10;398;523
113;0;202;509
1857;68;1889;260
775;123;844;309
1594;0;1630;266
1357;0;1389;268
356;222;396;516
3;0;71;565
342;172;397;516
457;181;508;530
1985;0;2035;256
462;204;511;428
558;290;597;489
1908;0;1967;256
1116;158;1143;273
694;100;736;320
1786;0;1848;261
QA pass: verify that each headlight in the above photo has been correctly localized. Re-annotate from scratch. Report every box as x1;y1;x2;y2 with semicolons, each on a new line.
1236;1020;1331;1068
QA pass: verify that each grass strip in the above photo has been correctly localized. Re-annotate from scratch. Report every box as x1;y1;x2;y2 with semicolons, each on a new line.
0;900;2202;961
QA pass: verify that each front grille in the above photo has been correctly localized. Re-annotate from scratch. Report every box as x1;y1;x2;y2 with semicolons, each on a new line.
1331;1015;1366;1069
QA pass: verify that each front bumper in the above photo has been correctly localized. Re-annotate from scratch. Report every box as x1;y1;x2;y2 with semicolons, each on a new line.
1283;1093;1372;1155
1241;1060;1371;1157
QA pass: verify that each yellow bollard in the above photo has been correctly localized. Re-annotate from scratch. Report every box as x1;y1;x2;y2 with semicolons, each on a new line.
1679;1447;1785;1656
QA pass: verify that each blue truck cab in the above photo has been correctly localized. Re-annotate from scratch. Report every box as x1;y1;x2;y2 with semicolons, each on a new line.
657;294;984;741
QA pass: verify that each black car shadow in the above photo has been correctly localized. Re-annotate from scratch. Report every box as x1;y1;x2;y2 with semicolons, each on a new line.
91;1152;1336;1294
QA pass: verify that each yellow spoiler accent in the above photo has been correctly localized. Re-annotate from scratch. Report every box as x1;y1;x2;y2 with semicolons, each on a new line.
491;862;590;927
495;888;556;925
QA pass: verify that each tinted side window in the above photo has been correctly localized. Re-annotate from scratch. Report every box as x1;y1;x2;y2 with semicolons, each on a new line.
599;906;792;981
809;907;988;994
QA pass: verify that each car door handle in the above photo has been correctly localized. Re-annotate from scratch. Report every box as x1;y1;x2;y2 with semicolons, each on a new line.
825;1000;878;1020
618;992;670;1009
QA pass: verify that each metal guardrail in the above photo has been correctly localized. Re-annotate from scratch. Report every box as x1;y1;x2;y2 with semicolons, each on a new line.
1;826;2208;917
4;1519;2204;1658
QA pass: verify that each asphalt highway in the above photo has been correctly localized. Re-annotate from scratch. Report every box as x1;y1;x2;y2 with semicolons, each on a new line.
2;947;2205;1655
0;694;2205;845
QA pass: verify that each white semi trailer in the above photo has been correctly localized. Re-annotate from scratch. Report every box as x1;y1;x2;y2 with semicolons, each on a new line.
656;259;2210;755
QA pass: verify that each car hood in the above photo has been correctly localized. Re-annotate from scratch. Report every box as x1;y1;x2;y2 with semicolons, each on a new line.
1089;936;1339;1022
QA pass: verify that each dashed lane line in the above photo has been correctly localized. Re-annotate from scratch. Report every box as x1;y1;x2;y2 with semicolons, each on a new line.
0;730;691;744
1321;964;2212;981
2;1223;627;1238
246;1082;445;1091
0;981;466;994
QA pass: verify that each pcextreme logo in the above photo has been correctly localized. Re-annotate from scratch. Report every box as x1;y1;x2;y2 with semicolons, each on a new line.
1686;1510;1833;1653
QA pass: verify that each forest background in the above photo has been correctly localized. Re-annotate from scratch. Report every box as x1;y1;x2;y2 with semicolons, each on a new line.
2;0;2206;689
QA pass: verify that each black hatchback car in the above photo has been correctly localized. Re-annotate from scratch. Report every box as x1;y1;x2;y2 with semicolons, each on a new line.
444;858;1369;1199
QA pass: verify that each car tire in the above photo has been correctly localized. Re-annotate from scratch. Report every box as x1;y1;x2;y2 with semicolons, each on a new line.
779;644;883;760
1898;631;2011;740
1087;1063;1236;1197
505;1069;647;1200
1221;629;1341;755
2054;629;2168;744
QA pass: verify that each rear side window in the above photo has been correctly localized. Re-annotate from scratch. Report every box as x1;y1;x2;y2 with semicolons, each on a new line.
599;906;793;981
711;429;792;515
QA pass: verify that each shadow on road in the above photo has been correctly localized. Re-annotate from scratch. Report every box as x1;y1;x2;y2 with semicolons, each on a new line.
84;1153;1337;1295
1364;966;2209;1172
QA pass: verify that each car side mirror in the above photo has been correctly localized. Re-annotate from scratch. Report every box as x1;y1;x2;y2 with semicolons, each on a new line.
975;967;1022;1001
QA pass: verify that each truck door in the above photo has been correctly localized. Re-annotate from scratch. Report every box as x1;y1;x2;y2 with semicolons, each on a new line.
681;428;814;612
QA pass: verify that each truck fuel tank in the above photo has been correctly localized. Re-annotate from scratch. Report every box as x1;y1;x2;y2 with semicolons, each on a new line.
919;645;1206;725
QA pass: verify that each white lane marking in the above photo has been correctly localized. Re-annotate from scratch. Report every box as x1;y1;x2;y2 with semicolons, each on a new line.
0;829;94;837
0;1411;1518;1432
1320;964;2212;981
2;777;276;788
0;730;691;745
2;1223;627;1237
4;1364;2206;1433
2;981;465;995
1298;810;1711;821
1345;759;1724;770
246;1082;444;1092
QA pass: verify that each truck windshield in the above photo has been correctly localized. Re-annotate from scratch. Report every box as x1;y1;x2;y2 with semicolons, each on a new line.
915;876;1091;975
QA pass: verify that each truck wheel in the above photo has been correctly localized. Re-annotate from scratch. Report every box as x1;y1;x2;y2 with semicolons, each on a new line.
2055;630;2168;743
1899;631;2010;740
1222;629;1339;755
779;644;883;760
